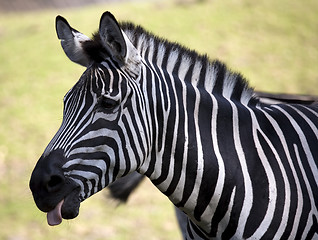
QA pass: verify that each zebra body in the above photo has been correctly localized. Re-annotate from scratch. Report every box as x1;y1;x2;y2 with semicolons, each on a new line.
29;12;318;239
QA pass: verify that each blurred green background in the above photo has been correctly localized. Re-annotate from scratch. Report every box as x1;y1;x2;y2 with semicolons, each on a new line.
0;0;317;239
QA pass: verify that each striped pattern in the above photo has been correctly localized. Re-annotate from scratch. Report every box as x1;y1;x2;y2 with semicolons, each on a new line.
44;22;318;239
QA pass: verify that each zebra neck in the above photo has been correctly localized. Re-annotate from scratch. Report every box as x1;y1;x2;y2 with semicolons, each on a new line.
135;54;257;235
129;26;259;188
124;24;262;236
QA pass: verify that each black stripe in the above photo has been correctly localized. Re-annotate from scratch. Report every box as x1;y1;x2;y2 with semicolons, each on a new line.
212;61;226;94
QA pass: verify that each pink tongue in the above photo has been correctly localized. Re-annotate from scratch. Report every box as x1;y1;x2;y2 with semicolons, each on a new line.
47;199;64;226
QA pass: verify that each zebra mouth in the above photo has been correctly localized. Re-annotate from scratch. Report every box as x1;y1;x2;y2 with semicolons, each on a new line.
29;149;83;226
47;186;81;226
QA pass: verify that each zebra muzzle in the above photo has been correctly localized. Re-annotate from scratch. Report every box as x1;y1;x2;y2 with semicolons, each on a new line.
29;149;82;225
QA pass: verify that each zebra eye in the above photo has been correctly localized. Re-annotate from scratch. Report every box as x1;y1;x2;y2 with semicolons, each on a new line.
100;97;118;110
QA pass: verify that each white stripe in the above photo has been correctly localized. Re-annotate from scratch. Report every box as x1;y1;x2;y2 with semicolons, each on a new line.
217;187;236;237
67;146;115;164
230;102;253;238
156;49;180;191
294;144;318;239
184;60;204;210
200;95;225;231
150;44;170;180
170;54;190;203
248;110;278;239
138;62;155;173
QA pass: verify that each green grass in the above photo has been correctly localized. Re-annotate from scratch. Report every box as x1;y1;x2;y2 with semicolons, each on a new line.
0;0;317;239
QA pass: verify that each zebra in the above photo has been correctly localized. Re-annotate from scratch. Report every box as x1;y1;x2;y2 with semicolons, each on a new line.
29;11;318;239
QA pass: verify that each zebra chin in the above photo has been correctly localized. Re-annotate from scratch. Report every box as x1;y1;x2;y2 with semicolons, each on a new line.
29;149;82;224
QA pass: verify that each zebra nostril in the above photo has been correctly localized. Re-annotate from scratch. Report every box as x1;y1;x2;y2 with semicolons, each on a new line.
46;175;65;193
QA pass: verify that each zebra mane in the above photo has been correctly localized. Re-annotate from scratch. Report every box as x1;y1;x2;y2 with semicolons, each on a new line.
84;21;258;106
120;21;258;106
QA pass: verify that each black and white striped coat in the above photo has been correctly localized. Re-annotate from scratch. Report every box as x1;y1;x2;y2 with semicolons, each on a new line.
30;12;318;239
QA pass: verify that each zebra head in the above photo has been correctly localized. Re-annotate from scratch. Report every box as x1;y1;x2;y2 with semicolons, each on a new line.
29;12;147;225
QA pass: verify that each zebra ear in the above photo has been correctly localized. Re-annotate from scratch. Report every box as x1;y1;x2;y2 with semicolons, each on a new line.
56;16;91;67
99;12;141;78
99;11;127;64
